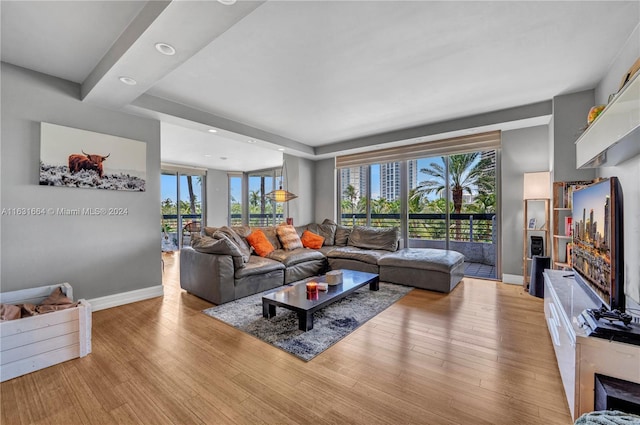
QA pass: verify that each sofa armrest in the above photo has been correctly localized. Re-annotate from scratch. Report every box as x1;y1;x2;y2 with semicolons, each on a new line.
179;247;236;305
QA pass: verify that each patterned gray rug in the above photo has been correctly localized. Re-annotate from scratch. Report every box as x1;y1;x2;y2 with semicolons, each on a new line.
202;282;413;361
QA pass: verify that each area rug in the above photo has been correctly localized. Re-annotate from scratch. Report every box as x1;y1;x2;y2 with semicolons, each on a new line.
202;282;413;361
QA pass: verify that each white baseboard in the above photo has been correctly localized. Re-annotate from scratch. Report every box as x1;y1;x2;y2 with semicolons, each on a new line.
502;274;524;285
87;285;164;312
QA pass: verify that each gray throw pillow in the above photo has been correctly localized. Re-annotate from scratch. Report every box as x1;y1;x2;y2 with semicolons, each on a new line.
258;227;282;250
334;225;352;246
202;226;218;237
191;234;246;269
307;223;337;246
216;226;252;260
347;226;400;252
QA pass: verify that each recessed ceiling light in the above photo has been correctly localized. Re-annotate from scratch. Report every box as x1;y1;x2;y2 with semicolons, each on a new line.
217;0;236;5
277;148;285;151
118;76;137;85
247;140;256;144
155;42;176;56
208;129;218;133
204;154;212;158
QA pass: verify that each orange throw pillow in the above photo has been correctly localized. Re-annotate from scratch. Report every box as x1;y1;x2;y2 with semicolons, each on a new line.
301;230;324;249
246;229;274;257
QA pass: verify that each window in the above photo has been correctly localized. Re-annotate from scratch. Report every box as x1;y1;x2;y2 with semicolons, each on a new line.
227;167;283;226
228;173;242;226
161;167;206;249
339;166;368;227
336;131;500;279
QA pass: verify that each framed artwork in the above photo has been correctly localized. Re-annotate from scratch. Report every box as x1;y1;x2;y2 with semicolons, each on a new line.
39;122;146;191
528;218;537;230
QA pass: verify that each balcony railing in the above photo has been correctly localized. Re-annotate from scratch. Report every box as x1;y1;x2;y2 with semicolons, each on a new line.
161;214;201;233
230;213;284;227
173;212;495;242
340;213;495;243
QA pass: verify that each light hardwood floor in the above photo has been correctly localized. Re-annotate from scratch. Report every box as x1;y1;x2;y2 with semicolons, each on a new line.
1;253;572;425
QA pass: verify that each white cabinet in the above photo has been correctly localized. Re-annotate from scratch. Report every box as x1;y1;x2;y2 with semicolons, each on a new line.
543;270;640;420
575;72;640;168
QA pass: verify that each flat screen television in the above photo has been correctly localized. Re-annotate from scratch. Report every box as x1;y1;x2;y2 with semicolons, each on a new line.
571;177;624;311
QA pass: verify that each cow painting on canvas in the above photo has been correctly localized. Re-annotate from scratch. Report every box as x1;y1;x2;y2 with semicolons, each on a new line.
68;151;110;178
39;122;146;191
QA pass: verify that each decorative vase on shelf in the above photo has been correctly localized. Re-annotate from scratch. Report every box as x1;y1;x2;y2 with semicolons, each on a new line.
587;105;605;125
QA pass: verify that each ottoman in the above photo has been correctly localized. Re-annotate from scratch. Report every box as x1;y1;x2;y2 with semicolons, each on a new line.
378;248;465;293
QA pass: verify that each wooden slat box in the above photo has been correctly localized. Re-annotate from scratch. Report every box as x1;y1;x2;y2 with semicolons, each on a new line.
0;282;91;382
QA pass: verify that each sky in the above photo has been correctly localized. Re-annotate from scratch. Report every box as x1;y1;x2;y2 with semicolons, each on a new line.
161;174;203;204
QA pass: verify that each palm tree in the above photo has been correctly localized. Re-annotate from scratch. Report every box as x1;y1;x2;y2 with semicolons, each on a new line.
469;192;496;213
408;188;425;214
343;184;358;215
249;190;261;210
186;176;196;215
416;153;493;239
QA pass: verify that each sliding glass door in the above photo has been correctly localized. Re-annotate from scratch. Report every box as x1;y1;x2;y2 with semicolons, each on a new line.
409;151;497;278
161;169;205;249
338;149;497;279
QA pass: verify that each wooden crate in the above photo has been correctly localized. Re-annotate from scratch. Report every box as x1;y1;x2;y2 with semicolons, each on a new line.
0;282;91;382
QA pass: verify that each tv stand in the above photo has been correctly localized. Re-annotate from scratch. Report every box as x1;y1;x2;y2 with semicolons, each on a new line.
543;270;640;420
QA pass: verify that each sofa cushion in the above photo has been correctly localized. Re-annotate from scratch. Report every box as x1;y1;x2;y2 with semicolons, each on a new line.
268;248;325;267
203;226;218;237
191;233;247;269
234;255;285;279
246;229;275;257
295;225;308;237
276;224;303;250
334;225;352;246
326;246;390;265
252;227;282;250
217;226;252;259
316;245;339;256
348;226;400;252
306;223;336;246
377;248;465;273
301;230;324;249
229;225;251;238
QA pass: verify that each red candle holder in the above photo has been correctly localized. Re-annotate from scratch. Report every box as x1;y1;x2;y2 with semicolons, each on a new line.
306;281;318;300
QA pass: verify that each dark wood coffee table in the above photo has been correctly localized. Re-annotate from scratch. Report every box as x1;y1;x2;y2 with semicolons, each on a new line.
262;269;379;331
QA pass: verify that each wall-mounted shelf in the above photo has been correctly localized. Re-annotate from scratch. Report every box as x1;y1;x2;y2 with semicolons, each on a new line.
576;71;640;168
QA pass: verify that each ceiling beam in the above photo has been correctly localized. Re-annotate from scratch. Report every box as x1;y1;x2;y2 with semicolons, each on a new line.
81;0;265;109
131;94;315;157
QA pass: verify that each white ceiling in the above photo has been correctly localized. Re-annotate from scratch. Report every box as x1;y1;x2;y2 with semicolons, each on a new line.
2;1;639;171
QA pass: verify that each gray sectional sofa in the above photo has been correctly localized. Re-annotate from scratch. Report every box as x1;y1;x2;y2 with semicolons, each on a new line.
179;220;465;305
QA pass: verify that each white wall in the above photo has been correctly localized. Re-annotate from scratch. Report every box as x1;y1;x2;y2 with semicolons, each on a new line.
501;125;550;278
1;63;161;300
206;169;229;225
594;22;640;305
551;90;597;183
284;154;315;225
314;158;336;223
